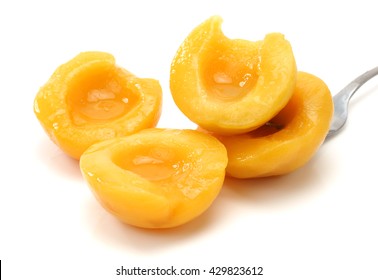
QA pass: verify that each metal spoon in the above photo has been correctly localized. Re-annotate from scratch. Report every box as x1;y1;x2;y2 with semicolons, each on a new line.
326;66;378;139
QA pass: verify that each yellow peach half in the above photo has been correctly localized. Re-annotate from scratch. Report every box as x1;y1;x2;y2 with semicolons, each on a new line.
170;16;297;135
34;51;162;159
201;72;334;178
79;128;228;228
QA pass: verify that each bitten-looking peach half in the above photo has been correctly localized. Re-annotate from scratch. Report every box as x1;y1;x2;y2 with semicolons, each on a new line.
80;128;228;229
170;16;297;135
34;51;162;159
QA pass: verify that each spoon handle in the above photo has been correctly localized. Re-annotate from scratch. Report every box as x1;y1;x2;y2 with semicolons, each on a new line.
327;66;378;137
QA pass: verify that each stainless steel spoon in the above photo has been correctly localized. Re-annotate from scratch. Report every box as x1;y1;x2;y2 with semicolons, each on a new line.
326;66;378;139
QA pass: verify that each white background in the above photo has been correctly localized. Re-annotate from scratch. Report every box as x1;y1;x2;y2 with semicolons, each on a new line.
1;0;378;279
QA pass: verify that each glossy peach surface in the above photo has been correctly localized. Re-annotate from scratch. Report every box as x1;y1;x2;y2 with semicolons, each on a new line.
170;16;297;135
80;128;228;229
206;72;334;178
34;52;162;159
